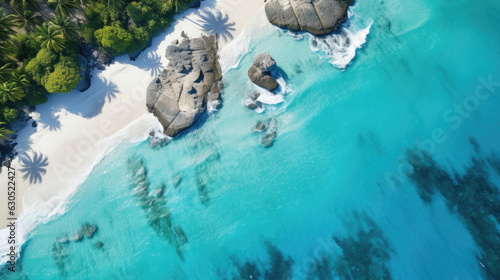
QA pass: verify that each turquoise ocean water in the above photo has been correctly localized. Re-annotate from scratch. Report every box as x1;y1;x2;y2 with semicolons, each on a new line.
3;0;500;279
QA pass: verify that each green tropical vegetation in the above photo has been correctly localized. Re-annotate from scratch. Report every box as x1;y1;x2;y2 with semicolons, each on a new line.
0;122;13;141
0;0;197;144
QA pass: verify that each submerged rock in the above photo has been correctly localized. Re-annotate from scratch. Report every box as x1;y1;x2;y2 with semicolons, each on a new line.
71;223;98;241
333;213;393;279
93;241;104;250
261;118;278;147
172;174;182;189
149;130;170;148
261;130;277;148
174;225;188;245
255;121;268;132
407;151;500;279
248;53;279;91
249;91;261;101
52;240;69;273
146;35;222;137
57;235;70;245
127;156;187;261
265;0;354;36
245;99;263;110
70;231;84;242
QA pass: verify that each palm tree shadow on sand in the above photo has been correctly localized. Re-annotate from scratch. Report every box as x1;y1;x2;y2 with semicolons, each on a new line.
19;151;49;184
53;77;120;119
138;52;163;77
103;79;119;102
40;111;62;132
195;10;236;42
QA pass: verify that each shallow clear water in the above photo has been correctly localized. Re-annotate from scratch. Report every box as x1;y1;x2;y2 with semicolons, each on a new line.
3;0;500;279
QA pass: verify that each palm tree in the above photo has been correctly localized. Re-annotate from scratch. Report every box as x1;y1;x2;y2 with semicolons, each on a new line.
0;8;19;42
10;72;30;87
13;0;41;15
11;4;43;32
36;23;65;52
0;82;26;103
47;0;80;19
0;122;13;142
49;13;80;42
103;0;124;10
0;42;5;58
173;0;190;12
0;63;15;81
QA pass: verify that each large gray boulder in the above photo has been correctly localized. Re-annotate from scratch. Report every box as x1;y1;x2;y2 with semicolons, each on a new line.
146;35;222;137
248;53;279;91
265;0;354;36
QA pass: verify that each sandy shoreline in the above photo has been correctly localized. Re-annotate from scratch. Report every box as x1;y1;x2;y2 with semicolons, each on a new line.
0;0;265;235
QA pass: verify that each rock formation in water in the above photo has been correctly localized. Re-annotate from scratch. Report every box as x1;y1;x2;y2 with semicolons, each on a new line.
127;156;187;261
69;223;98;242
261;118;278;148
146;35;222;137
265;0;354;36
248;53;279;91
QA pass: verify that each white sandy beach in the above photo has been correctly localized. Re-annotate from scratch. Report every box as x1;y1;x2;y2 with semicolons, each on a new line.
0;0;266;248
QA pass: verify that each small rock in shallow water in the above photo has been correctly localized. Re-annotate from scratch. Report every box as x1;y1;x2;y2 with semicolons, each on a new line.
249;91;260;101
93;241;104;249
173;174;182;189
245;100;263;110
57;235;70;244
261;129;277;148
32;121;37;128
70;231;84;242
174;225;188;245
153;183;166;198
246;100;257;110
255;121;268;132
149;130;169;148
71;223;98;241
82;223;98;239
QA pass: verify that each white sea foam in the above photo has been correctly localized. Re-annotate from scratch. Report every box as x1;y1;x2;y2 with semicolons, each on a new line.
309;10;372;69
208;100;221;113
219;7;274;73
255;75;290;106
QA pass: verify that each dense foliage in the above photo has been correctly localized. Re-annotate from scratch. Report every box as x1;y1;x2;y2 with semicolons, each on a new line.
0;0;195;143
